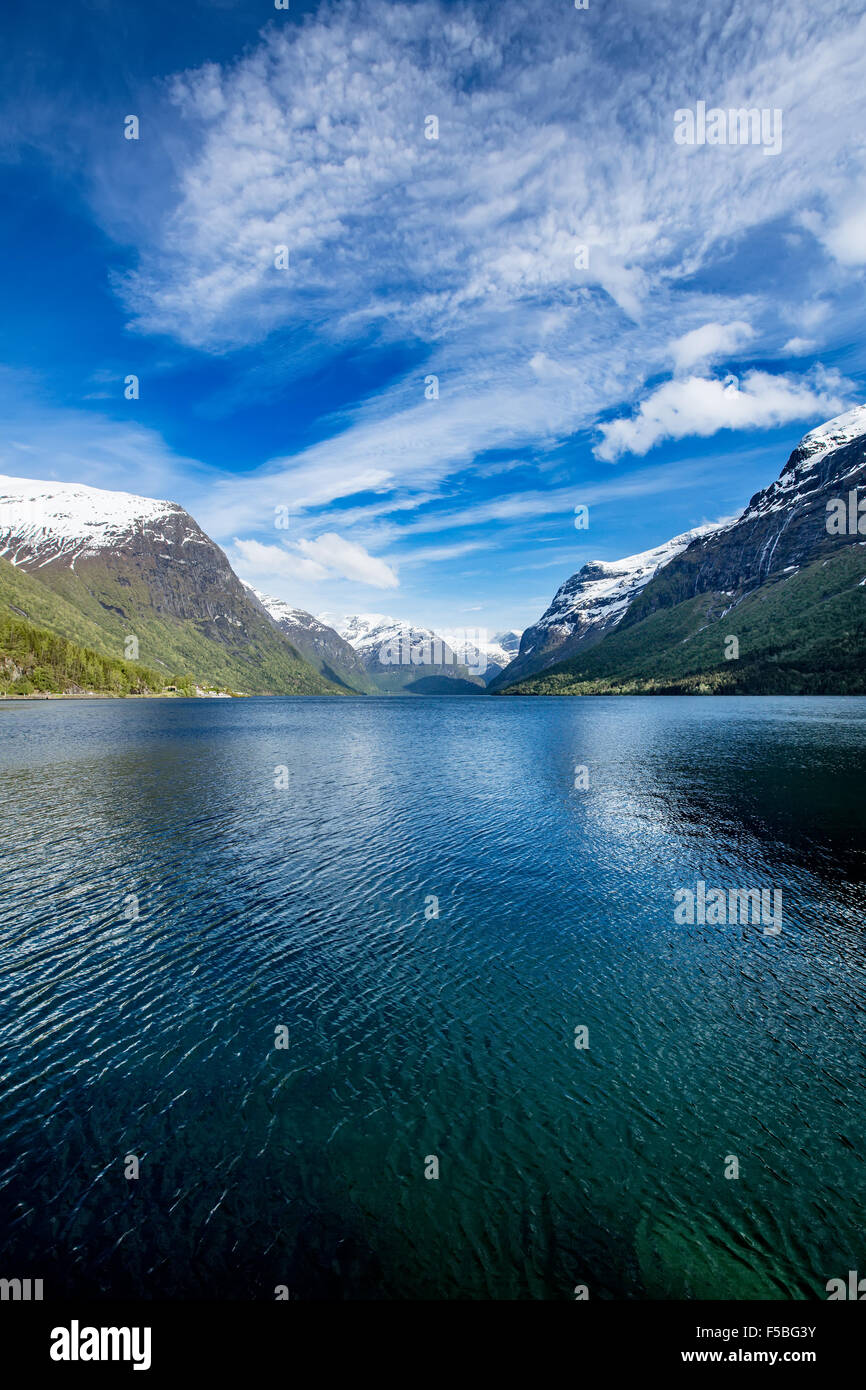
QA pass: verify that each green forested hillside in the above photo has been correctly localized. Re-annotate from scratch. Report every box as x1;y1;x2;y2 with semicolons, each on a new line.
501;549;866;695
0;555;341;695
0;608;174;695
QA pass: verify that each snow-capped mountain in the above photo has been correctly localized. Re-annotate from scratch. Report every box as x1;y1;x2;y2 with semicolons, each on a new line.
0;474;337;694
333;614;524;688
250;589;337;639
623;403;866;627
336;612;427;655
793;404;866;465
491;629;522;660
0;475;199;567
490;526;718;689
439;628;523;684
334;612;488;691
731;404;866;527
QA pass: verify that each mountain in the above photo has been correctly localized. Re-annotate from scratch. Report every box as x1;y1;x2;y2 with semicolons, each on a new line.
488;527;717;690
500;406;866;695
248;603;523;693
620;405;866;625
0;476;340;695
245;587;376;693
336;613;487;693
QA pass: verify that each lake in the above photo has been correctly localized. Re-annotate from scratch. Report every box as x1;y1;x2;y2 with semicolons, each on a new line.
0;695;864;1300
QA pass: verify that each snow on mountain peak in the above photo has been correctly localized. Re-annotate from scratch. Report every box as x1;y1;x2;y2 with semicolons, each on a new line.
245;584;330;634
736;404;866;525
335;613;521;678
336;613;434;649
0;474;184;567
797;404;866;461
521;523;719;658
553;525;717;617
442;629;523;672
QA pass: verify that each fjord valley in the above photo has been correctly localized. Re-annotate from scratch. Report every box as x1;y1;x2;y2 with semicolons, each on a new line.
2;406;866;700
3;0;866;1323
0;477;517;697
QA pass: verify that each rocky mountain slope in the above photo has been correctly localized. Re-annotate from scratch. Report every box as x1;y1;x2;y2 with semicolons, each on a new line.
0;476;339;695
620;405;866;629
488;527;717;690
501;406;866;695
247;588;377;693
489;629;522;664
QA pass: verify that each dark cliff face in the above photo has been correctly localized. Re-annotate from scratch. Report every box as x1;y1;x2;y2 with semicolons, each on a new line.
623;421;866;628
277;619;371;689
92;512;261;633
9;502;259;635
64;511;306;656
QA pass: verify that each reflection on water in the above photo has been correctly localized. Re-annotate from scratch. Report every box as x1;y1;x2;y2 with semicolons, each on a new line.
0;695;864;1299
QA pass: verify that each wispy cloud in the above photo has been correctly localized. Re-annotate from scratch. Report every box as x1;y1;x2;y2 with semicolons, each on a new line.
3;0;866;633
90;0;866;543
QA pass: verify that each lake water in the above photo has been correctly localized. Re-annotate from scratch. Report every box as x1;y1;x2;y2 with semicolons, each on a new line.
1;695;864;1300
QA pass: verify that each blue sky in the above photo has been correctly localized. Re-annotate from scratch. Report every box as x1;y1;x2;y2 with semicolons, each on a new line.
1;0;865;633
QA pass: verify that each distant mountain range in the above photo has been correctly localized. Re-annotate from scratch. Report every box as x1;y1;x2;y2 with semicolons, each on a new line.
334;613;519;691
243;587;379;693
249;598;521;693
2;405;865;697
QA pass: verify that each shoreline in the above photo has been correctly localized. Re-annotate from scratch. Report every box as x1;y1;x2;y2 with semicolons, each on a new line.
0;691;243;701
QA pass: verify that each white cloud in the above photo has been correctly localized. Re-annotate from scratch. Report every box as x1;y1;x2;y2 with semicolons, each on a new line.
296;533;398;588
7;0;866;571
87;0;866;531
399;540;491;564
670;321;754;372
815;205;866;267
231;537;330;583
232;533;397;589
109;0;866;349
595;369;850;461
782;337;816;356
